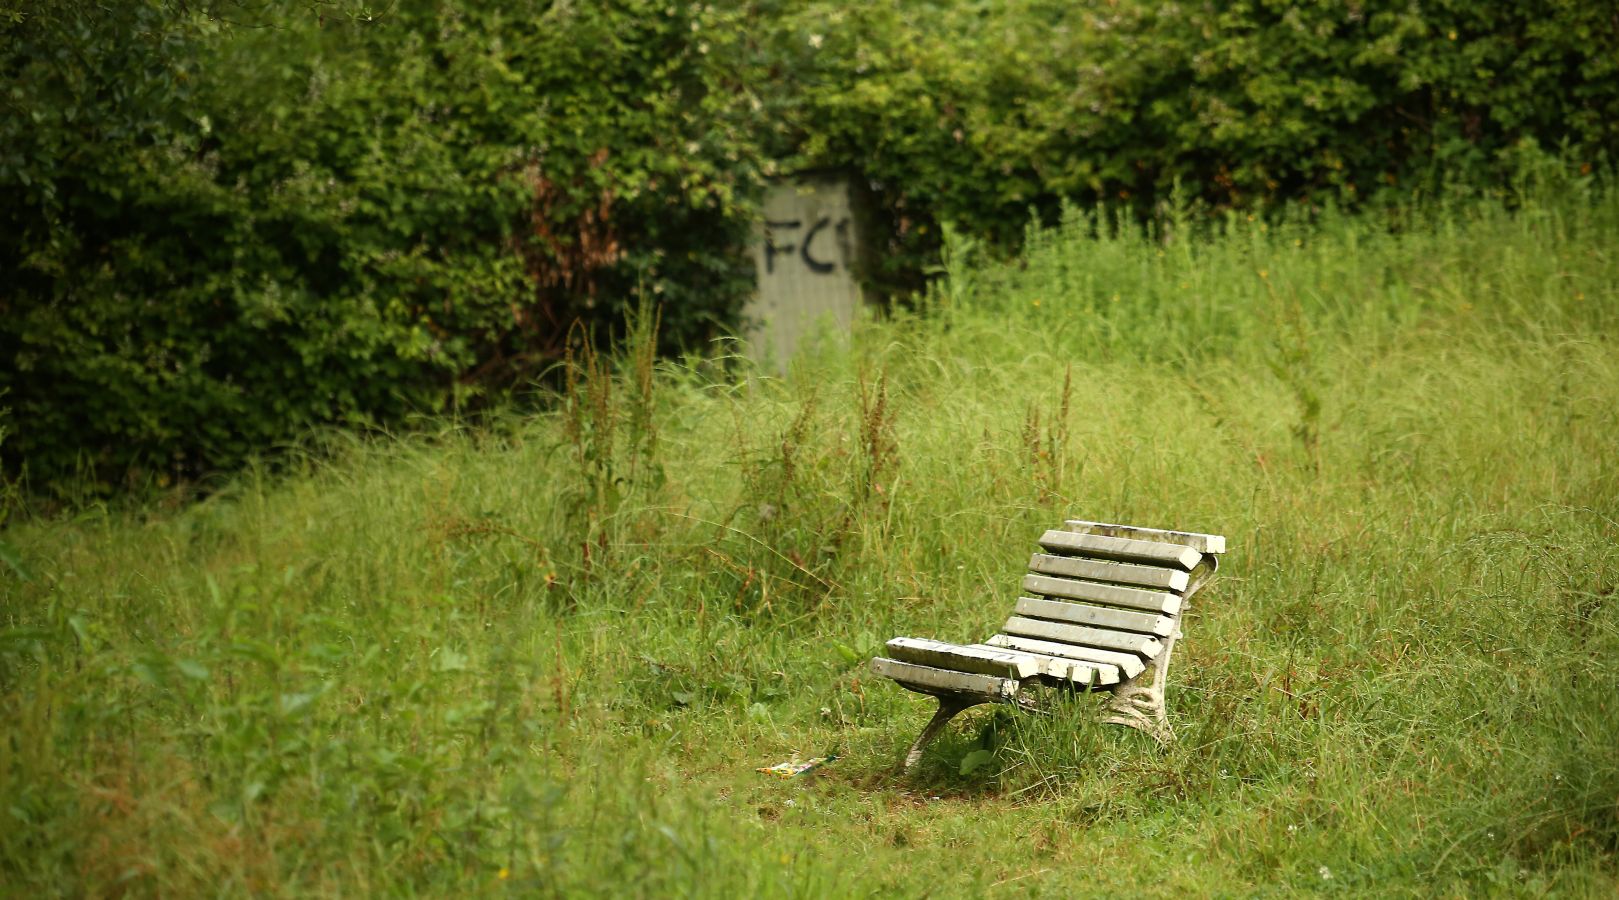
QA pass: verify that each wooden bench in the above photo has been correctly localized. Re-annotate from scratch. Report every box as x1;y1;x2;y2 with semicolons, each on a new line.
871;519;1226;769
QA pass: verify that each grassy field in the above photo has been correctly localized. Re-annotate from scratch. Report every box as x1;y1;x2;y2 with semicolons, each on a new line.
4;183;1618;896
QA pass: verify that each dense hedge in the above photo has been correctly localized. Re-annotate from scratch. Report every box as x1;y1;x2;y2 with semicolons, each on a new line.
3;0;1615;495
1;1;765;492
774;0;1619;270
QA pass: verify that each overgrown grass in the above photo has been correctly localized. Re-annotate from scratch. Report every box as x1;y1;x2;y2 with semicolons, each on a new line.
4;184;1618;896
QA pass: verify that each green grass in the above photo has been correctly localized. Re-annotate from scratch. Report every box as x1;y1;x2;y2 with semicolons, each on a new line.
4;183;1619;896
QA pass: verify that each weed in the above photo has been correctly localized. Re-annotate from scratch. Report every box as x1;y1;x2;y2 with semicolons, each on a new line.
1022;365;1073;506
854;367;898;511
3;186;1618;895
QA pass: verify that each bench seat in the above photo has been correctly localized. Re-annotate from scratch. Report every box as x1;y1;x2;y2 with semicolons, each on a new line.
882;637;1123;686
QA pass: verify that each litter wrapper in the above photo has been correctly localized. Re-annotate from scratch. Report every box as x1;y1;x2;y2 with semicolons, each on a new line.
756;754;838;779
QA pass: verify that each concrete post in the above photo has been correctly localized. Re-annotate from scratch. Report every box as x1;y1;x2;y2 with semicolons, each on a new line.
745;174;867;368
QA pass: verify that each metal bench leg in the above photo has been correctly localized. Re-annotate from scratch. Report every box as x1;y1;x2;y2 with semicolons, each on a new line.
1105;555;1214;744
1105;630;1177;744
902;696;980;770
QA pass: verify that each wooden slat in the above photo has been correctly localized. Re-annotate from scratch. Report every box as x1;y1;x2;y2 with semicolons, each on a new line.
1028;552;1189;592
952;642;1068;679
1001;615;1163;658
1064;519;1226;555
1038;530;1202;570
870;657;1018;699
965;644;1120;687
1021;573;1183;615
885;637;1041;679
1015;596;1174;637
984;634;1147;679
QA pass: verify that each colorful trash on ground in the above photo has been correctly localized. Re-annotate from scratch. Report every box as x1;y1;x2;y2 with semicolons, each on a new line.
756;753;838;779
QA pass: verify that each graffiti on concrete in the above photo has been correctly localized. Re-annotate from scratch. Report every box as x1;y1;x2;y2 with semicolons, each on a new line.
762;216;853;276
746;175;866;368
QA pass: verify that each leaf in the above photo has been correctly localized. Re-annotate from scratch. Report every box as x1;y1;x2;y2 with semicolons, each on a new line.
66;615;91;651
0;538;31;582
175;659;210;681
229;639;280;670
0;627;54;651
959;749;995;776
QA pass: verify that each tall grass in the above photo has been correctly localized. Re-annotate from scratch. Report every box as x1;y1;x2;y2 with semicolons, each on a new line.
3;184;1618;895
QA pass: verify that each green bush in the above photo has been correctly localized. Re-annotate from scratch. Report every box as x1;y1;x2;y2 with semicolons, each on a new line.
4;0;1616;496
1;1;764;493
775;0;1618;265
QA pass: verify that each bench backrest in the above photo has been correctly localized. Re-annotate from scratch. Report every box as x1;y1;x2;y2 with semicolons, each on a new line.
985;520;1225;681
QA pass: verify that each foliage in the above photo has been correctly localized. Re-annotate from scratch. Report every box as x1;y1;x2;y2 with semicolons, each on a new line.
4;0;1618;495
774;0;1619;267
3;188;1618;894
1;0;764;493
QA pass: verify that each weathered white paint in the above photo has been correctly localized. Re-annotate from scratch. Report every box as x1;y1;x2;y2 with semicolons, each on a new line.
1105;629;1183;744
1014;595;1176;637
1063;519;1227;555
871;518;1229;767
745;175;866;368
1027;553;1190;592
869;657;1018;700
984;634;1147;679
1001;615;1163;658
1038;530;1202;570
964;643;1121;687
885;637;1041;679
1021;573;1183;615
